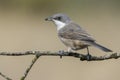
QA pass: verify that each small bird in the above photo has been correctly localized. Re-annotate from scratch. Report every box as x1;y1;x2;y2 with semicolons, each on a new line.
45;13;112;55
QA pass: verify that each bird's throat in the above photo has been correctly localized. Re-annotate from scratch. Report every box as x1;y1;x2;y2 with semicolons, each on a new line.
53;20;66;31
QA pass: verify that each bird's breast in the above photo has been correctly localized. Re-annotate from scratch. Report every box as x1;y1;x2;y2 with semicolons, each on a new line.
59;37;89;50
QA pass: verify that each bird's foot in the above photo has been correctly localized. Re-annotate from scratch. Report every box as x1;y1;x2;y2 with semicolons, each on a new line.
58;50;66;58
86;53;92;61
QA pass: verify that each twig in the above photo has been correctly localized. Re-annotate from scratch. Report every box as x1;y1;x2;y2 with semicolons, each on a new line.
20;53;41;80
0;51;119;61
0;72;12;80
0;51;119;80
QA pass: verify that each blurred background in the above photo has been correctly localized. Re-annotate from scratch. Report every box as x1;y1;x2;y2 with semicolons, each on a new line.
0;0;120;80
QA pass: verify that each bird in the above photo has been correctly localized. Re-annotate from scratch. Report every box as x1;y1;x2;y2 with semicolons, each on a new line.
45;13;112;56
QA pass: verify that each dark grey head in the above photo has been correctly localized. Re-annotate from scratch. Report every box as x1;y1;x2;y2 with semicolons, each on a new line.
45;13;71;23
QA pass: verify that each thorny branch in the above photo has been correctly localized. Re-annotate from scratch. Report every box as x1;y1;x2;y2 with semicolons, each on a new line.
0;51;119;80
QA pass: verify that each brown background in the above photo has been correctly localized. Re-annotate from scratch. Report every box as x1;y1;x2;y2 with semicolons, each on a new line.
0;0;120;80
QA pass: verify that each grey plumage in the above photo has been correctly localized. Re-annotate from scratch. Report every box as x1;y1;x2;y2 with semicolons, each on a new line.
89;42;112;52
45;13;112;52
58;22;112;52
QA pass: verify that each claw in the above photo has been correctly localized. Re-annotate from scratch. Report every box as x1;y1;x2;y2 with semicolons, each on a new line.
86;47;92;61
86;53;92;61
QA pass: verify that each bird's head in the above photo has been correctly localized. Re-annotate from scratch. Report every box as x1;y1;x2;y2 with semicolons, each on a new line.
45;13;71;30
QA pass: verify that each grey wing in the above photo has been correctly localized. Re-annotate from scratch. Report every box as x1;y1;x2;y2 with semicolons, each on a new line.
58;22;95;42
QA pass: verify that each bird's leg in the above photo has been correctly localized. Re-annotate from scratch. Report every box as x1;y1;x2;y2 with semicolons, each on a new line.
86;47;91;61
87;47;90;55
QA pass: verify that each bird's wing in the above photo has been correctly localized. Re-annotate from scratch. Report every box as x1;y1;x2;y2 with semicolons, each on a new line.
58;22;95;42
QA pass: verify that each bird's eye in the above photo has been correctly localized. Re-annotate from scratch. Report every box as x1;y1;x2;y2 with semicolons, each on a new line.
54;17;61;20
57;17;61;20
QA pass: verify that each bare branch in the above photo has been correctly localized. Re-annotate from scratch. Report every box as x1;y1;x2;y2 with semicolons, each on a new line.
0;51;119;80
20;53;41;80
0;51;119;61
0;72;12;80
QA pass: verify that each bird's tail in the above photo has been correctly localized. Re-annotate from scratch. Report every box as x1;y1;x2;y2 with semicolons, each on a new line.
90;42;112;52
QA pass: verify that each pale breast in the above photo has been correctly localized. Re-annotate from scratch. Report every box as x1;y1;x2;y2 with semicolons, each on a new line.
59;37;89;50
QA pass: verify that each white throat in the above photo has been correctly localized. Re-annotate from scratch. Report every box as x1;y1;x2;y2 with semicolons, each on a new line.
53;20;66;31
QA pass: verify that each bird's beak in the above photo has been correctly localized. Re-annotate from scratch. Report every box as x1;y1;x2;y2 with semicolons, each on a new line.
45;17;53;21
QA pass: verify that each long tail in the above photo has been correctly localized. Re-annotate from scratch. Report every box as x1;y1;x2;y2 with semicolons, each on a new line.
90;42;112;52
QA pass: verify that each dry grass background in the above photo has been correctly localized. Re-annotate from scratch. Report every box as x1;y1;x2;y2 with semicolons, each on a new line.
0;0;120;80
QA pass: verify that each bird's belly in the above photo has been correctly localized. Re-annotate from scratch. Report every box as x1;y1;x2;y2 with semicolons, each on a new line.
60;38;89;50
